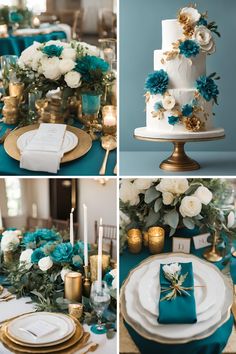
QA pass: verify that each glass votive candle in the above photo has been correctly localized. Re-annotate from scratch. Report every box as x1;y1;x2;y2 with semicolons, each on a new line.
64;272;82;302
68;303;84;320
148;227;165;254
89;254;111;282
127;228;142;254
102;105;117;135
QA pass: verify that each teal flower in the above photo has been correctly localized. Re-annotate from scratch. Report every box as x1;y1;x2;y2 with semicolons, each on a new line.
182;104;193;117
179;40;200;58
50;242;73;263
42;45;63;57
33;229;60;242
144;70;169;95
73;241;91;260
10;11;23;23
23;232;38;248
154;101;163;111
41;241;58;255
72;255;83;268
75;55;109;81
168;116;179;125
197;17;207;26
104;272;114;287
196;75;219;103
31;248;45;264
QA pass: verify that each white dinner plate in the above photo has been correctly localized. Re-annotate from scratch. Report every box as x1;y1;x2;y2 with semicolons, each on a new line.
7;312;76;347
17;130;78;154
124;255;227;340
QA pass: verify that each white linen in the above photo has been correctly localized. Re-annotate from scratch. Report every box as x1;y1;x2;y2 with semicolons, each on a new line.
20;123;66;174
0;297;35;323
14;23;72;41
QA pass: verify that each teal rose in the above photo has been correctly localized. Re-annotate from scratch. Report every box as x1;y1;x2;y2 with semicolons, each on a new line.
31;248;45;264
42;45;63;57
50;242;73;263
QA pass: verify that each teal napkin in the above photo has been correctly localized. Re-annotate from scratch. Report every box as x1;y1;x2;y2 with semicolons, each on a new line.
158;262;197;324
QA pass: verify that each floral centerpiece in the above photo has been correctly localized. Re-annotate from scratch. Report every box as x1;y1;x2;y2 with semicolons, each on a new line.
120;179;236;251
0;6;32;30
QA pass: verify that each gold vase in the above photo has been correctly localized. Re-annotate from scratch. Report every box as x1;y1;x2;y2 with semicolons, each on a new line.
127;228;142;254
148;227;165;254
89;255;110;282
2;96;18;124
64;272;82;302
9;82;24;102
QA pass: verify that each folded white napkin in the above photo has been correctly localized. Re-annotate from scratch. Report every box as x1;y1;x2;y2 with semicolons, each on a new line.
21;320;58;338
20;123;66;174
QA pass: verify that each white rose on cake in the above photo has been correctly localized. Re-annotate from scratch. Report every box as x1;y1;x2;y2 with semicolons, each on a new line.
162;191;174;205
180;7;201;24
162;95;175;110
59;59;75;74
163;263;181;277
38;256;53;271
193;186;212;205
19;249;33;269
64;71;82;88
1;230;20;252
194;26;215;54
133;179;153;192
180;196;202;217
120;180;139;206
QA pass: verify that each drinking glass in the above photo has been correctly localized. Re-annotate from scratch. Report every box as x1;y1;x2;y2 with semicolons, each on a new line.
90;280;110;334
0;55;18;94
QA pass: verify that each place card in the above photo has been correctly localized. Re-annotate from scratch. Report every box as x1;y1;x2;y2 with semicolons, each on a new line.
193;233;211;250
21;320;58;338
172;237;191;254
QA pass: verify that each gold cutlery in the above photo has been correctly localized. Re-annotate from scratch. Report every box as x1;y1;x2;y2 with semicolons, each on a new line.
82;343;99;354
0;128;11;144
0;295;15;302
100;135;117;175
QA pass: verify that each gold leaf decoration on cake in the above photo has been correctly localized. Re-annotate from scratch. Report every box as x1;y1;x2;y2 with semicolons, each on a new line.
178;12;191;26
151;110;164;119
183;24;195;38
161;58;165;65
163;50;179;61
184;116;202;132
144;92;150;103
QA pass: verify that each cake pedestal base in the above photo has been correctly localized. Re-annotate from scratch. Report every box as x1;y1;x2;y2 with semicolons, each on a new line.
134;128;225;172
160;141;200;171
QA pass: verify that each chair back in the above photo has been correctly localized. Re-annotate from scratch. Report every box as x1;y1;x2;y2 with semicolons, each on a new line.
27;217;52;231
94;220;117;259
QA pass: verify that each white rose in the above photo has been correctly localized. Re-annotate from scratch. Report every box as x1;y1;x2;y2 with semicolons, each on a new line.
120;180;139;206
162;95;175;110
31;51;45;71
180;7;201;24
19;249;33;269
61;47;77;61
174;179;189;195
64;71;82;88
60;267;71;281
194;186;212;205
156;179;189;195
42;57;61;80
1;231;20;252
112;277;117;290
38;256;53;272
133;179;153;192
119;211;130;228
180;196;202;217
194;26;215;54
59;59;75;74
80;42;99;56
162;191;174;205
19;41;41;68
156;179;176;193
163;263;181;277
227;211;235;228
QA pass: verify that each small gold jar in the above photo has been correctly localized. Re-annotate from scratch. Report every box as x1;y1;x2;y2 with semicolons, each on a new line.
2;96;18;124
127;228;142;254
89;254;111;282
68;303;84;321
9;82;24;101
148;227;165;254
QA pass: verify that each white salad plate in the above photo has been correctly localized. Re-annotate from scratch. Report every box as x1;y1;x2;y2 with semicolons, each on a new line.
17;130;78;154
121;253;233;343
7;312;76;347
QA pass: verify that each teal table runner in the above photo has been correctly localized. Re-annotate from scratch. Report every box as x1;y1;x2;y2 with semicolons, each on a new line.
0;31;67;56
120;229;235;354
158;262;197;324
0;121;116;176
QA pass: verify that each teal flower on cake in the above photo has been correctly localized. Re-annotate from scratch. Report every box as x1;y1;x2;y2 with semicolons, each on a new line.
197;17;207;26
144;70;169;95
179;40;200;58
42;45;63;57
50;242;73;263
182;104;193;117
168;116;179;125
154;101;163;111
196;74;219;103
31;248;45;264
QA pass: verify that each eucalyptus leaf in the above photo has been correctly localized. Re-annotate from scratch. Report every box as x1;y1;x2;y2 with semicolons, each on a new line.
154;198;162;213
183;217;195;229
144;187;160;204
169;227;176;237
145;209;160;228
163;209;179;229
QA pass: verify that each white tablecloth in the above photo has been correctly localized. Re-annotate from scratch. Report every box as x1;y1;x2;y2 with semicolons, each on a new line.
0;297;116;354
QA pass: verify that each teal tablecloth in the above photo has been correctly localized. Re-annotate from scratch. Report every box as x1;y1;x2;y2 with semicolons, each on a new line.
0;122;116;176
0;31;67;56
120;229;234;354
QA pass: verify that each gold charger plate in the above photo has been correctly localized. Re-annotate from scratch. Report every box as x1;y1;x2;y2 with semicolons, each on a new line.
4;124;92;163
0;320;86;353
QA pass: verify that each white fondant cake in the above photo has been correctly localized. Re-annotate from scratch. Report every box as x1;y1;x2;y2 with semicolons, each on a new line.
135;6;224;139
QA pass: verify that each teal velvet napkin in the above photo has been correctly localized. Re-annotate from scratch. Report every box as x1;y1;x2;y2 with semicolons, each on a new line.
158;262;197;324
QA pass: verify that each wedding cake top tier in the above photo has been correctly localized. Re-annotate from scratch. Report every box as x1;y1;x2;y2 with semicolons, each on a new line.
162;19;183;50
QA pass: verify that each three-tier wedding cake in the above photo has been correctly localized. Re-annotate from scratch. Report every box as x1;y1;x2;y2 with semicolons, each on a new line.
134;5;225;139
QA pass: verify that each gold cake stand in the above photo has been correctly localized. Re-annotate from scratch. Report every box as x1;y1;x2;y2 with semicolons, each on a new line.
134;134;225;172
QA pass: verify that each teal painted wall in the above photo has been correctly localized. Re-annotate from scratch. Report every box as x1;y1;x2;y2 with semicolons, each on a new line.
120;0;236;151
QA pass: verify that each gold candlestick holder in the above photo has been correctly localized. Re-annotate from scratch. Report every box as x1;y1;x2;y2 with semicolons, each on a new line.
203;228;222;262
83;265;91;298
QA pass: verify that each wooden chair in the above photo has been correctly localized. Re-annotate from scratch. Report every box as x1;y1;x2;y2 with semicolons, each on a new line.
94;221;117;258
38;12;58;24
51;219;69;232
27;217;52;231
98;9;116;38
72;9;84;40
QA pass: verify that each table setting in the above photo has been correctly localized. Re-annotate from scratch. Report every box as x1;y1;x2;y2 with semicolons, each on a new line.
119;178;236;354
0;36;117;175
0;202;117;353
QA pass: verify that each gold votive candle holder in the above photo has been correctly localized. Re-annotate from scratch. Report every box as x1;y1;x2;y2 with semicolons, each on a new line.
64;272;82;302
9;82;24;101
89;254;111;282
148;227;165;254
127;228;142;254
102;105;117;135
68;303;84;321
2;96;18;124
